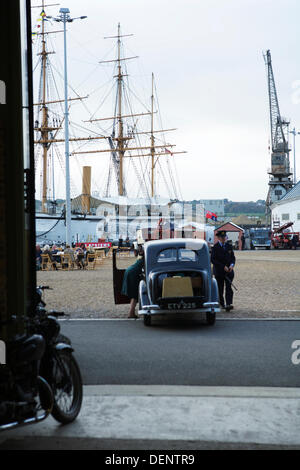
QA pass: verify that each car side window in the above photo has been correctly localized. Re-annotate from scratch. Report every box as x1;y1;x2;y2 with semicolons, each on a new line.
157;248;177;262
178;249;197;262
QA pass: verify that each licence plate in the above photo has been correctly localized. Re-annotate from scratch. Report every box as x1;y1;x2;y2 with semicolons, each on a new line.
167;301;197;310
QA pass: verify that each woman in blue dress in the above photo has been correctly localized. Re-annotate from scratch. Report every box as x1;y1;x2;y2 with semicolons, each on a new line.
121;244;144;318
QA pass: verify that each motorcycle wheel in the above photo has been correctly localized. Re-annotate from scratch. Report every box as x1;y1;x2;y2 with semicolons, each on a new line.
51;350;83;424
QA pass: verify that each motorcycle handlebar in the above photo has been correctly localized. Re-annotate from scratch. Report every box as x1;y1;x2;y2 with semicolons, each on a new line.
48;311;66;317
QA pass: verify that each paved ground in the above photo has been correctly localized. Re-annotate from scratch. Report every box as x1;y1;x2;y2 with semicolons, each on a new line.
1;319;300;450
1;385;300;450
60;319;300;387
36;249;300;319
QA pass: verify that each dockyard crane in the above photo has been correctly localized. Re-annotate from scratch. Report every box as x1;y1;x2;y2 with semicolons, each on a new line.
263;50;293;221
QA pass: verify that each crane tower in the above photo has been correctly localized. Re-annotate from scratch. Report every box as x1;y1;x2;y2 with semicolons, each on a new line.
263;50;293;220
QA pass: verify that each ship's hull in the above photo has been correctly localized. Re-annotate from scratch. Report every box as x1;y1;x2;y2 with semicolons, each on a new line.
36;212;182;245
35;214;101;245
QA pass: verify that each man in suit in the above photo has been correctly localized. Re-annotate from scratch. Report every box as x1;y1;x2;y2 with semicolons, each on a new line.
211;230;235;311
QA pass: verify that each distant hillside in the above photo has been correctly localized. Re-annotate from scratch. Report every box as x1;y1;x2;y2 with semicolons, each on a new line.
224;200;265;215
184;199;266;216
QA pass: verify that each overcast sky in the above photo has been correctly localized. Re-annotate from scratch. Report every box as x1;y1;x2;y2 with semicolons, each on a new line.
31;0;300;202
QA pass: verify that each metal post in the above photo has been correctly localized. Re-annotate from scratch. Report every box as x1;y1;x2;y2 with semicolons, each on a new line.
49;8;87;245
61;9;71;245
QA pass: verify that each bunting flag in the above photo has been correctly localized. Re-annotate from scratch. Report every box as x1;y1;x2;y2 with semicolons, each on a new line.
165;148;173;156
32;9;48;40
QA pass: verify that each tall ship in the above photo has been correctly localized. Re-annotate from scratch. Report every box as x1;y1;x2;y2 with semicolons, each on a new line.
32;3;192;245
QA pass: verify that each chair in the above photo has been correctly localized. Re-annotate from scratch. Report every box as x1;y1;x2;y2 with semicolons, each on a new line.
119;247;131;258
61;254;74;270
86;253;96;270
76;253;85;270
41;254;56;271
95;250;104;267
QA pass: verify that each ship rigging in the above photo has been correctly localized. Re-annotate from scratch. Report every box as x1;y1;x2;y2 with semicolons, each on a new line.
31;2;187;243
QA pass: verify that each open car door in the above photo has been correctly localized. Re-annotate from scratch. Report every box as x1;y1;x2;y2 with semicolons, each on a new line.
112;248;130;304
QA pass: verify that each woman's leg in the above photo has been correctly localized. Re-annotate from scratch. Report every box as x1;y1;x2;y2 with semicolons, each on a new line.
128;298;138;318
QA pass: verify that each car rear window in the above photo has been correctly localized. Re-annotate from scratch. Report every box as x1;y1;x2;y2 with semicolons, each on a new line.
157;248;177;262
157;248;197;263
178;249;197;262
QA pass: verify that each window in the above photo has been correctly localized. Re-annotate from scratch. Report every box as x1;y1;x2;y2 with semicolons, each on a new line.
178;249;197;262
282;214;289;221
157;248;198;263
157;248;177;263
297;214;300;220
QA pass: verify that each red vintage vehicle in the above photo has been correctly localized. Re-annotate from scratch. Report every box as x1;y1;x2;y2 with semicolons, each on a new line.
271;222;300;249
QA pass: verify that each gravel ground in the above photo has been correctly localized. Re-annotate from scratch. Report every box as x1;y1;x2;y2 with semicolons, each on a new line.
37;250;300;319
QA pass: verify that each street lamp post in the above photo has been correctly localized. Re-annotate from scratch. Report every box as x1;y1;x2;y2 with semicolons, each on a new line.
289;127;299;185
49;8;87;245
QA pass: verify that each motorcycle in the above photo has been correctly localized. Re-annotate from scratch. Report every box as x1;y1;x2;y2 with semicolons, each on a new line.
0;286;83;430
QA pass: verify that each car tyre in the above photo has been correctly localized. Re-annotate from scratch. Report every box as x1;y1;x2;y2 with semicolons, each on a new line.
143;314;151;326
206;312;216;326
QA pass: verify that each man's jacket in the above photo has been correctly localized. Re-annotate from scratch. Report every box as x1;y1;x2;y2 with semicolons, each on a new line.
211;242;235;277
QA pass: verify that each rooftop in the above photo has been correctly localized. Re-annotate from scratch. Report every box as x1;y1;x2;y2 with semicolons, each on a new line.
280;181;300;202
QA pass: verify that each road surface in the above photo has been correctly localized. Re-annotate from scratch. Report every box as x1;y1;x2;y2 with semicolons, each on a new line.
60;319;300;387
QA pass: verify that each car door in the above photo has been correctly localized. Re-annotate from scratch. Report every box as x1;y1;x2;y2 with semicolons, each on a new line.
112;248;130;304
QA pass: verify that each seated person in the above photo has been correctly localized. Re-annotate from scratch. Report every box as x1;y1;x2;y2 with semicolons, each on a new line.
42;244;58;270
121;244;144;318
75;246;85;269
36;244;42;270
51;244;62;263
64;244;75;263
86;245;96;264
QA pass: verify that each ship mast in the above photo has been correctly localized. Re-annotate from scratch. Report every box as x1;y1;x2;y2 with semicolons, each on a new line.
73;25;187;199
151;73;155;197
117;23;125;196
33;4;105;221
32;1;62;213
40;1;50;212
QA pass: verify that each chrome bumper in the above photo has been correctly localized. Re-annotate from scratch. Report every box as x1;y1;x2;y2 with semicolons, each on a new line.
138;303;220;315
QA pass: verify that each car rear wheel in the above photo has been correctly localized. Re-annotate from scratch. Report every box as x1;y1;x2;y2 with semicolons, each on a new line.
206;312;216;326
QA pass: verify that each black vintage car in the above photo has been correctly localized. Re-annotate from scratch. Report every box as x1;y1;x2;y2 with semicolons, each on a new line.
113;238;220;326
138;239;219;325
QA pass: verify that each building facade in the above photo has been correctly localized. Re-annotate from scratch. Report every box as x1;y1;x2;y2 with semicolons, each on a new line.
270;182;300;232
